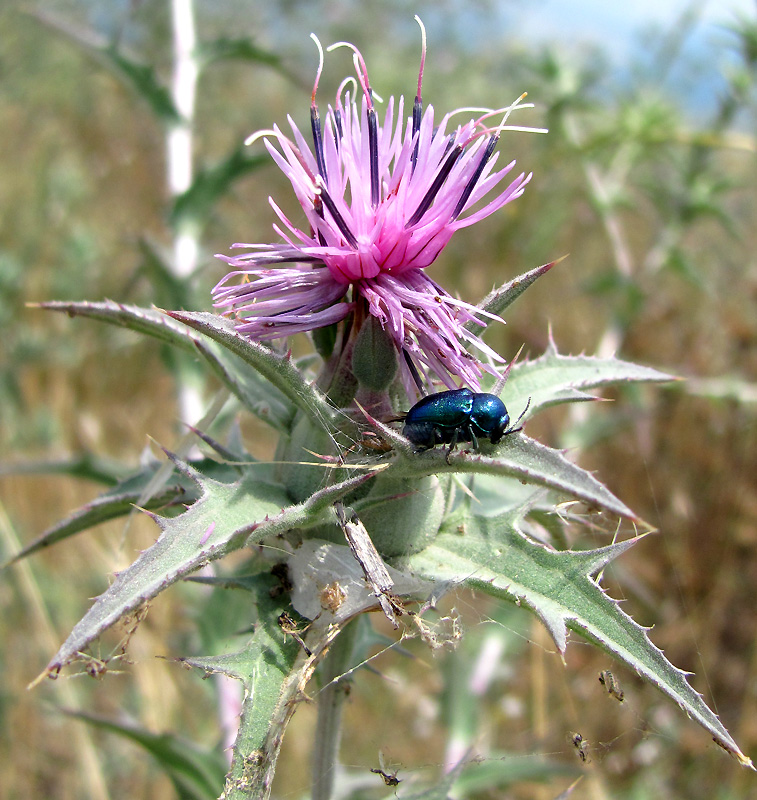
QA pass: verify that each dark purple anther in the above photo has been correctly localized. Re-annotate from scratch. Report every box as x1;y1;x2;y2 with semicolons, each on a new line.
368;107;380;207
310;105;328;181
451;135;498;220
406;144;463;227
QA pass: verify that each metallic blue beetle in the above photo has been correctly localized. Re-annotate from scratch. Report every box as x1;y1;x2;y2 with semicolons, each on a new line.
402;388;523;460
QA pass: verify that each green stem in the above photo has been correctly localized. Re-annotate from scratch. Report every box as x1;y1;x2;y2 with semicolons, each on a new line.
311;619;359;800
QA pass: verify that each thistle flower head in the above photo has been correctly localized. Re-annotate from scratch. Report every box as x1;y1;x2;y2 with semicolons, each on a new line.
214;19;542;396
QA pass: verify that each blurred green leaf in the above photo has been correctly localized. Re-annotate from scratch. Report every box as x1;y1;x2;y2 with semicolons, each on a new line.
686;376;757;404
29;10;181;125
0;453;130;486
170;149;268;231
61;708;226;800
387;763;463;800
452;751;576;796
137;238;195;311
198;36;299;84
103;47;182;125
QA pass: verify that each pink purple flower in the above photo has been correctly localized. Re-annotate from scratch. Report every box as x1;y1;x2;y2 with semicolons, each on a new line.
213;20;541;396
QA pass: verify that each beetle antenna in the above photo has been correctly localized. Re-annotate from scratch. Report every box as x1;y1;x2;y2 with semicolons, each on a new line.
505;396;531;436
493;342;525;396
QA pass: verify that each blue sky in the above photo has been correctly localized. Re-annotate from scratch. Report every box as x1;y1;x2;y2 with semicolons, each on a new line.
516;0;750;36
513;0;752;58
499;0;753;113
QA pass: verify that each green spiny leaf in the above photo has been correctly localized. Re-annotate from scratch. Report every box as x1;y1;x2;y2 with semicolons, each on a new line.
4;458;240;566
393;433;639;521
466;260;560;336
408;511;753;768
43;462;378;676
38;300;200;354
185;572;348;799
168;311;341;433
43;462;290;675
503;338;676;420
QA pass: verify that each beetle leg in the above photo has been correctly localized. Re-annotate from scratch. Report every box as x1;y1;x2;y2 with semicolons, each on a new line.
445;428;459;465
469;427;479;451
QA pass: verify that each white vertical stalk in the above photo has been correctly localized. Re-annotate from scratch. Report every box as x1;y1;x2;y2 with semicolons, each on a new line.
168;0;242;756
168;0;203;425
169;0;198;220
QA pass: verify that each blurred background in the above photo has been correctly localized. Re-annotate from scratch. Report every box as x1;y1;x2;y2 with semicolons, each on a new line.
1;0;756;798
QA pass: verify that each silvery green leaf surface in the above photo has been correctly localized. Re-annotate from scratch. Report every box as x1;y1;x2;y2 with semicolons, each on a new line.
43;461;375;677
5;459;240;566
168;311;341;434
465;260;559;336
408;510;752;767
502;339;676;420
391;433;638;521
38;301;295;430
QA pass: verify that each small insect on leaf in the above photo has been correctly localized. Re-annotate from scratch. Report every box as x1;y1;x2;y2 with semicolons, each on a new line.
278;611;312;656
599;669;624;702
320;581;347;613
570;732;590;763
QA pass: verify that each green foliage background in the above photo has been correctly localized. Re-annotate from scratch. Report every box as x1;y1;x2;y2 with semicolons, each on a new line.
1;1;756;798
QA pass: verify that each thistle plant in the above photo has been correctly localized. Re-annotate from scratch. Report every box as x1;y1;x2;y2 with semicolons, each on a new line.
13;16;754;800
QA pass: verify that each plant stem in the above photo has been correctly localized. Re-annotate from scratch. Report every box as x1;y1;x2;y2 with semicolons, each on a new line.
169;0;204;428
311;619;359;800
